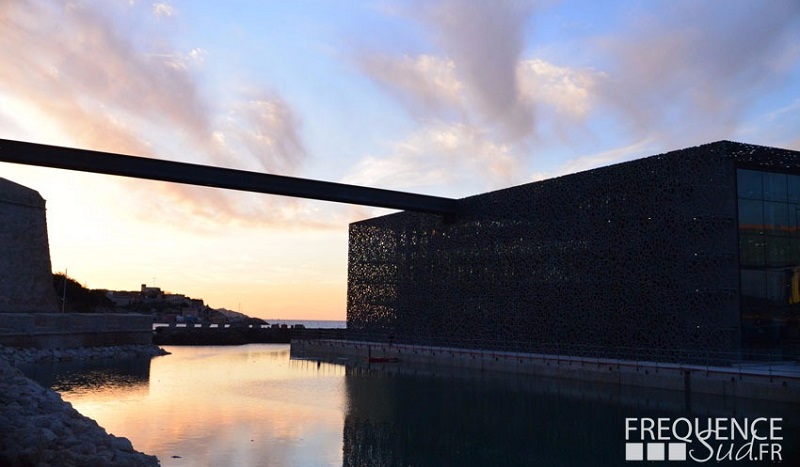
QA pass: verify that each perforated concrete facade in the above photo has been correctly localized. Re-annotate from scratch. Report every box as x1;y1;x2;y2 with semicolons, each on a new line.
347;141;800;359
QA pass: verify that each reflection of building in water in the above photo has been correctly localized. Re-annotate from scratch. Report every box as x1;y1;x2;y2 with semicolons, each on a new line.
19;357;152;394
347;141;800;359
341;364;800;466
342;365;616;466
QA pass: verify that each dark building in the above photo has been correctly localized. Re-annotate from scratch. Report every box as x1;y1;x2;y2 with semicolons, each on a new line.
346;141;800;361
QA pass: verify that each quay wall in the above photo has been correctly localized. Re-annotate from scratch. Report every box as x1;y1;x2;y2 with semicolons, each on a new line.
0;313;153;348
291;339;800;403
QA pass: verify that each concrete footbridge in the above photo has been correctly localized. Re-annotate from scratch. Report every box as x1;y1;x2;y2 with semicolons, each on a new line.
0;137;456;349
0;138;458;215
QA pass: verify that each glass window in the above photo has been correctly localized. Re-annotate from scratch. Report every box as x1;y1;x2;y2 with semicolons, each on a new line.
790;239;800;265
737;169;763;199
738;168;799;352
740;269;766;300
763;172;788;201
739;235;765;266
738;199;763;233
764;202;789;236
788;205;800;237
788;174;800;202
766;236;792;267
765;270;788;304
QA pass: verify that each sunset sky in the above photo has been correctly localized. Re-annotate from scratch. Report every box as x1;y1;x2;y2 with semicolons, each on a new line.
1;1;798;321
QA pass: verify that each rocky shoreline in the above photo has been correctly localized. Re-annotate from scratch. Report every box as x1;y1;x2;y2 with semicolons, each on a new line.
0;344;168;466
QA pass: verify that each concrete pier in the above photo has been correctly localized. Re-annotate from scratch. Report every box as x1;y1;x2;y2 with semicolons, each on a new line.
291;339;800;403
0;313;153;348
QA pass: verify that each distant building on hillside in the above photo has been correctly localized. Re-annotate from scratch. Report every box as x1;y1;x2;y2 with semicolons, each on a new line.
346;141;800;361
104;290;143;307
140;284;162;299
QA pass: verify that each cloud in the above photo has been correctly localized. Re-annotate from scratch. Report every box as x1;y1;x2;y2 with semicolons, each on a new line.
516;59;602;144
592;0;800;147
224;95;307;174
356;54;464;119
517;59;599;122
341;122;523;197
414;0;537;141
349;0;800;205
530;138;657;182
767;98;800;122
0;1;209;153
350;0;546;194
351;0;611;195
0;0;320;230
133;182;353;232
152;3;174;18
357;0;538;140
347;0;620;201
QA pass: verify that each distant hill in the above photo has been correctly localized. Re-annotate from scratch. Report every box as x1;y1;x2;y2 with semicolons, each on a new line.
215;308;267;325
51;273;265;324
215;308;247;320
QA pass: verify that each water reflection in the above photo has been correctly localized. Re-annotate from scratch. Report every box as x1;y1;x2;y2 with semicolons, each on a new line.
18;345;800;466
341;362;800;466
21;345;346;467
21;357;151;396
343;364;621;466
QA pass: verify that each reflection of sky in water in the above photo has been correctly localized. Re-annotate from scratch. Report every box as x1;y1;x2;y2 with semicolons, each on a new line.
20;344;800;466
24;345;345;467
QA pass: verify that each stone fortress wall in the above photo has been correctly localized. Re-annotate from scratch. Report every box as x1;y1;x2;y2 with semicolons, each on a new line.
0;178;58;313
0;177;152;348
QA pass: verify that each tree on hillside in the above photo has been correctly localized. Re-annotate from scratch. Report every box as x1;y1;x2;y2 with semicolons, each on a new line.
52;273;116;313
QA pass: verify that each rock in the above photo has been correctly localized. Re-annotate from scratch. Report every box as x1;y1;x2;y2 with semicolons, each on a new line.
0;344;169;366
86;454;113;467
109;436;134;452
41;427;57;443
47;418;65;435
0;351;162;467
78;440;98;456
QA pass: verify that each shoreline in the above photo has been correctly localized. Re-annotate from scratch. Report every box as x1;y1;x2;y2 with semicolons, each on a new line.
0;344;167;466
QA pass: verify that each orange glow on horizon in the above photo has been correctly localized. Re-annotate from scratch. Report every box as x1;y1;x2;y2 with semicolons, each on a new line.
15;169;355;322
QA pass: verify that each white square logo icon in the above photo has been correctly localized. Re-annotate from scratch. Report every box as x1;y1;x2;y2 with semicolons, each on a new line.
647;443;665;461
626;443;644;461
668;443;686;461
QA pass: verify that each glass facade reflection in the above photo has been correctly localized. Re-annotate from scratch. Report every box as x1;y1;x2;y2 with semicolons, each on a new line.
738;168;800;352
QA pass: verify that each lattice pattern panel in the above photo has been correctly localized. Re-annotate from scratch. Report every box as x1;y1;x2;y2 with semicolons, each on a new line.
347;141;800;359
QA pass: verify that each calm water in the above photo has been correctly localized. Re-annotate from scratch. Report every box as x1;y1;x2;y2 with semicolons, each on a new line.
19;344;800;466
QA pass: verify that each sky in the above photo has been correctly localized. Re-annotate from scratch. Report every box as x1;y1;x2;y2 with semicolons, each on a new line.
1;0;799;321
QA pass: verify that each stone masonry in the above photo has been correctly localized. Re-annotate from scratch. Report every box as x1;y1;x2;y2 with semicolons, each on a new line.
0;178;58;313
